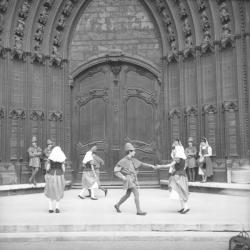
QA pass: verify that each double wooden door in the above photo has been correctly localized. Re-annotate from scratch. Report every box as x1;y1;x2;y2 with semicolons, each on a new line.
71;63;161;183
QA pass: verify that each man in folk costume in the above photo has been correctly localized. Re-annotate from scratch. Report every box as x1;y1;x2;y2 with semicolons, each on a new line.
114;142;155;216
27;136;42;185
78;146;98;200
44;145;66;213
156;141;190;214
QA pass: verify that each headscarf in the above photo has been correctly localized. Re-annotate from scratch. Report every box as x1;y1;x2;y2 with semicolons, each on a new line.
48;146;66;163
171;139;187;160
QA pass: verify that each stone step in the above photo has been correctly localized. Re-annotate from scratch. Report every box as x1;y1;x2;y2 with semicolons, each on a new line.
1;223;249;233
0;231;237;242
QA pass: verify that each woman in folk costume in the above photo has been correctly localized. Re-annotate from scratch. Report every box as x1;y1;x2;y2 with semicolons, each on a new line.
156;139;190;214
198;137;213;183
27;136;42;185
43;139;55;173
185;137;197;182
44;145;66;213
78;146;98;200
114;142;155;216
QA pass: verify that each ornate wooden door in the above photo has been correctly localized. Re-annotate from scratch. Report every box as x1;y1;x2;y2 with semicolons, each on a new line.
71;63;161;184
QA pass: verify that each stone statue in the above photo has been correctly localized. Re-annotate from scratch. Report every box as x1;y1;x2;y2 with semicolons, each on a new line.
32;41;44;64
12;35;25;60
57;14;66;30
62;0;73;17
201;10;210;31
0;0;8;13
196;0;206;12
161;10;171;26
167;25;175;42
53;30;62;47
39;7;49;25
179;2;188;19
167;40;178;62
183;19;192;37
155;0;165;12
50;45;62;67
34;24;44;42
201;30;213;53
221;23;234;48
19;0;30;19
15;19;25;37
219;3;230;24
43;0;55;9
183;36;194;58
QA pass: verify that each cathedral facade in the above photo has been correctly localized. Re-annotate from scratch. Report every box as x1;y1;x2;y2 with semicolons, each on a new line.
0;0;250;184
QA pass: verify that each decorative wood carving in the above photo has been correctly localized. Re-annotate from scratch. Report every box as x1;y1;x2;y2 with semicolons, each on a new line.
9;109;25;120
30;110;45;121
76;88;109;106
124;88;157;106
48;111;63;121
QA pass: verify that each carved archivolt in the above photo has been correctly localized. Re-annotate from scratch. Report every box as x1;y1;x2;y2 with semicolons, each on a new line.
76;88;109;106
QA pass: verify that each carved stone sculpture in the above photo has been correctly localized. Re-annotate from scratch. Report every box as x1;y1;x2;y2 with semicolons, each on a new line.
155;0;165;12
183;36;195;58
38;7;49;25
31;42;45;64
62;0;73;17
19;0;30;19
201;10;210;31
43;0;55;9
11;35;25;60
49;45;62;67
34;24;44;42
219;3;230;24
201;30;213;54
53;30;62;47
183;19;192;37
167;40;178;63
221;23;234;48
167;26;175;42
161;10;171;26
57;14;66;31
0;0;8;13
196;0;206;12
179;2;188;20
15;18;25;37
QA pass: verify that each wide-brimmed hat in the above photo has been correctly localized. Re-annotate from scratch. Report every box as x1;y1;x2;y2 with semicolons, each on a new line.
124;142;135;152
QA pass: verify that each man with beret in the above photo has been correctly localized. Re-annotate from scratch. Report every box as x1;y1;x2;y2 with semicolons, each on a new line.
114;142;156;216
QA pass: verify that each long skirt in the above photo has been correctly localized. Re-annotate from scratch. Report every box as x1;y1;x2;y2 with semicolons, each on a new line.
82;171;97;189
199;157;213;177
168;174;189;202
44;174;65;201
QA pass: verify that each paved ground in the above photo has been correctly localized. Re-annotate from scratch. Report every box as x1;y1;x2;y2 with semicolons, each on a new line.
0;188;249;229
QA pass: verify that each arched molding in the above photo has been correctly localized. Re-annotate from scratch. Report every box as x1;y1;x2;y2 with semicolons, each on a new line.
70;52;161;83
207;0;221;41
63;0;166;61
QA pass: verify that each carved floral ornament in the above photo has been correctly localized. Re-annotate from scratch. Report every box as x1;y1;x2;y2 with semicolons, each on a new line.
184;105;198;116
49;111;63;121
222;101;238;112
202;104;217;114
9;109;25;120
169;108;181;119
30;110;45;121
76;89;109;107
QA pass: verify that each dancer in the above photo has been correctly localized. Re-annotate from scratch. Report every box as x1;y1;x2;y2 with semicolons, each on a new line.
185;137;197;182
44;145;66;213
27;136;42;185
156;142;190;214
114;142;155;216
78;146;98;200
198;137;213;183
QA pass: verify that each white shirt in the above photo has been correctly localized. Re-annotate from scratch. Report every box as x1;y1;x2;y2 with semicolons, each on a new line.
82;151;93;164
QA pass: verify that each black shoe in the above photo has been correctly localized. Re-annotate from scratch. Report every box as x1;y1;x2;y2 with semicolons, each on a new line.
136;211;147;216
104;189;108;197
55;208;60;213
49;210;54;213
85;195;91;198
180;208;190;214
78;195;85;199
90;197;98;200
178;208;184;213
114;204;121;213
